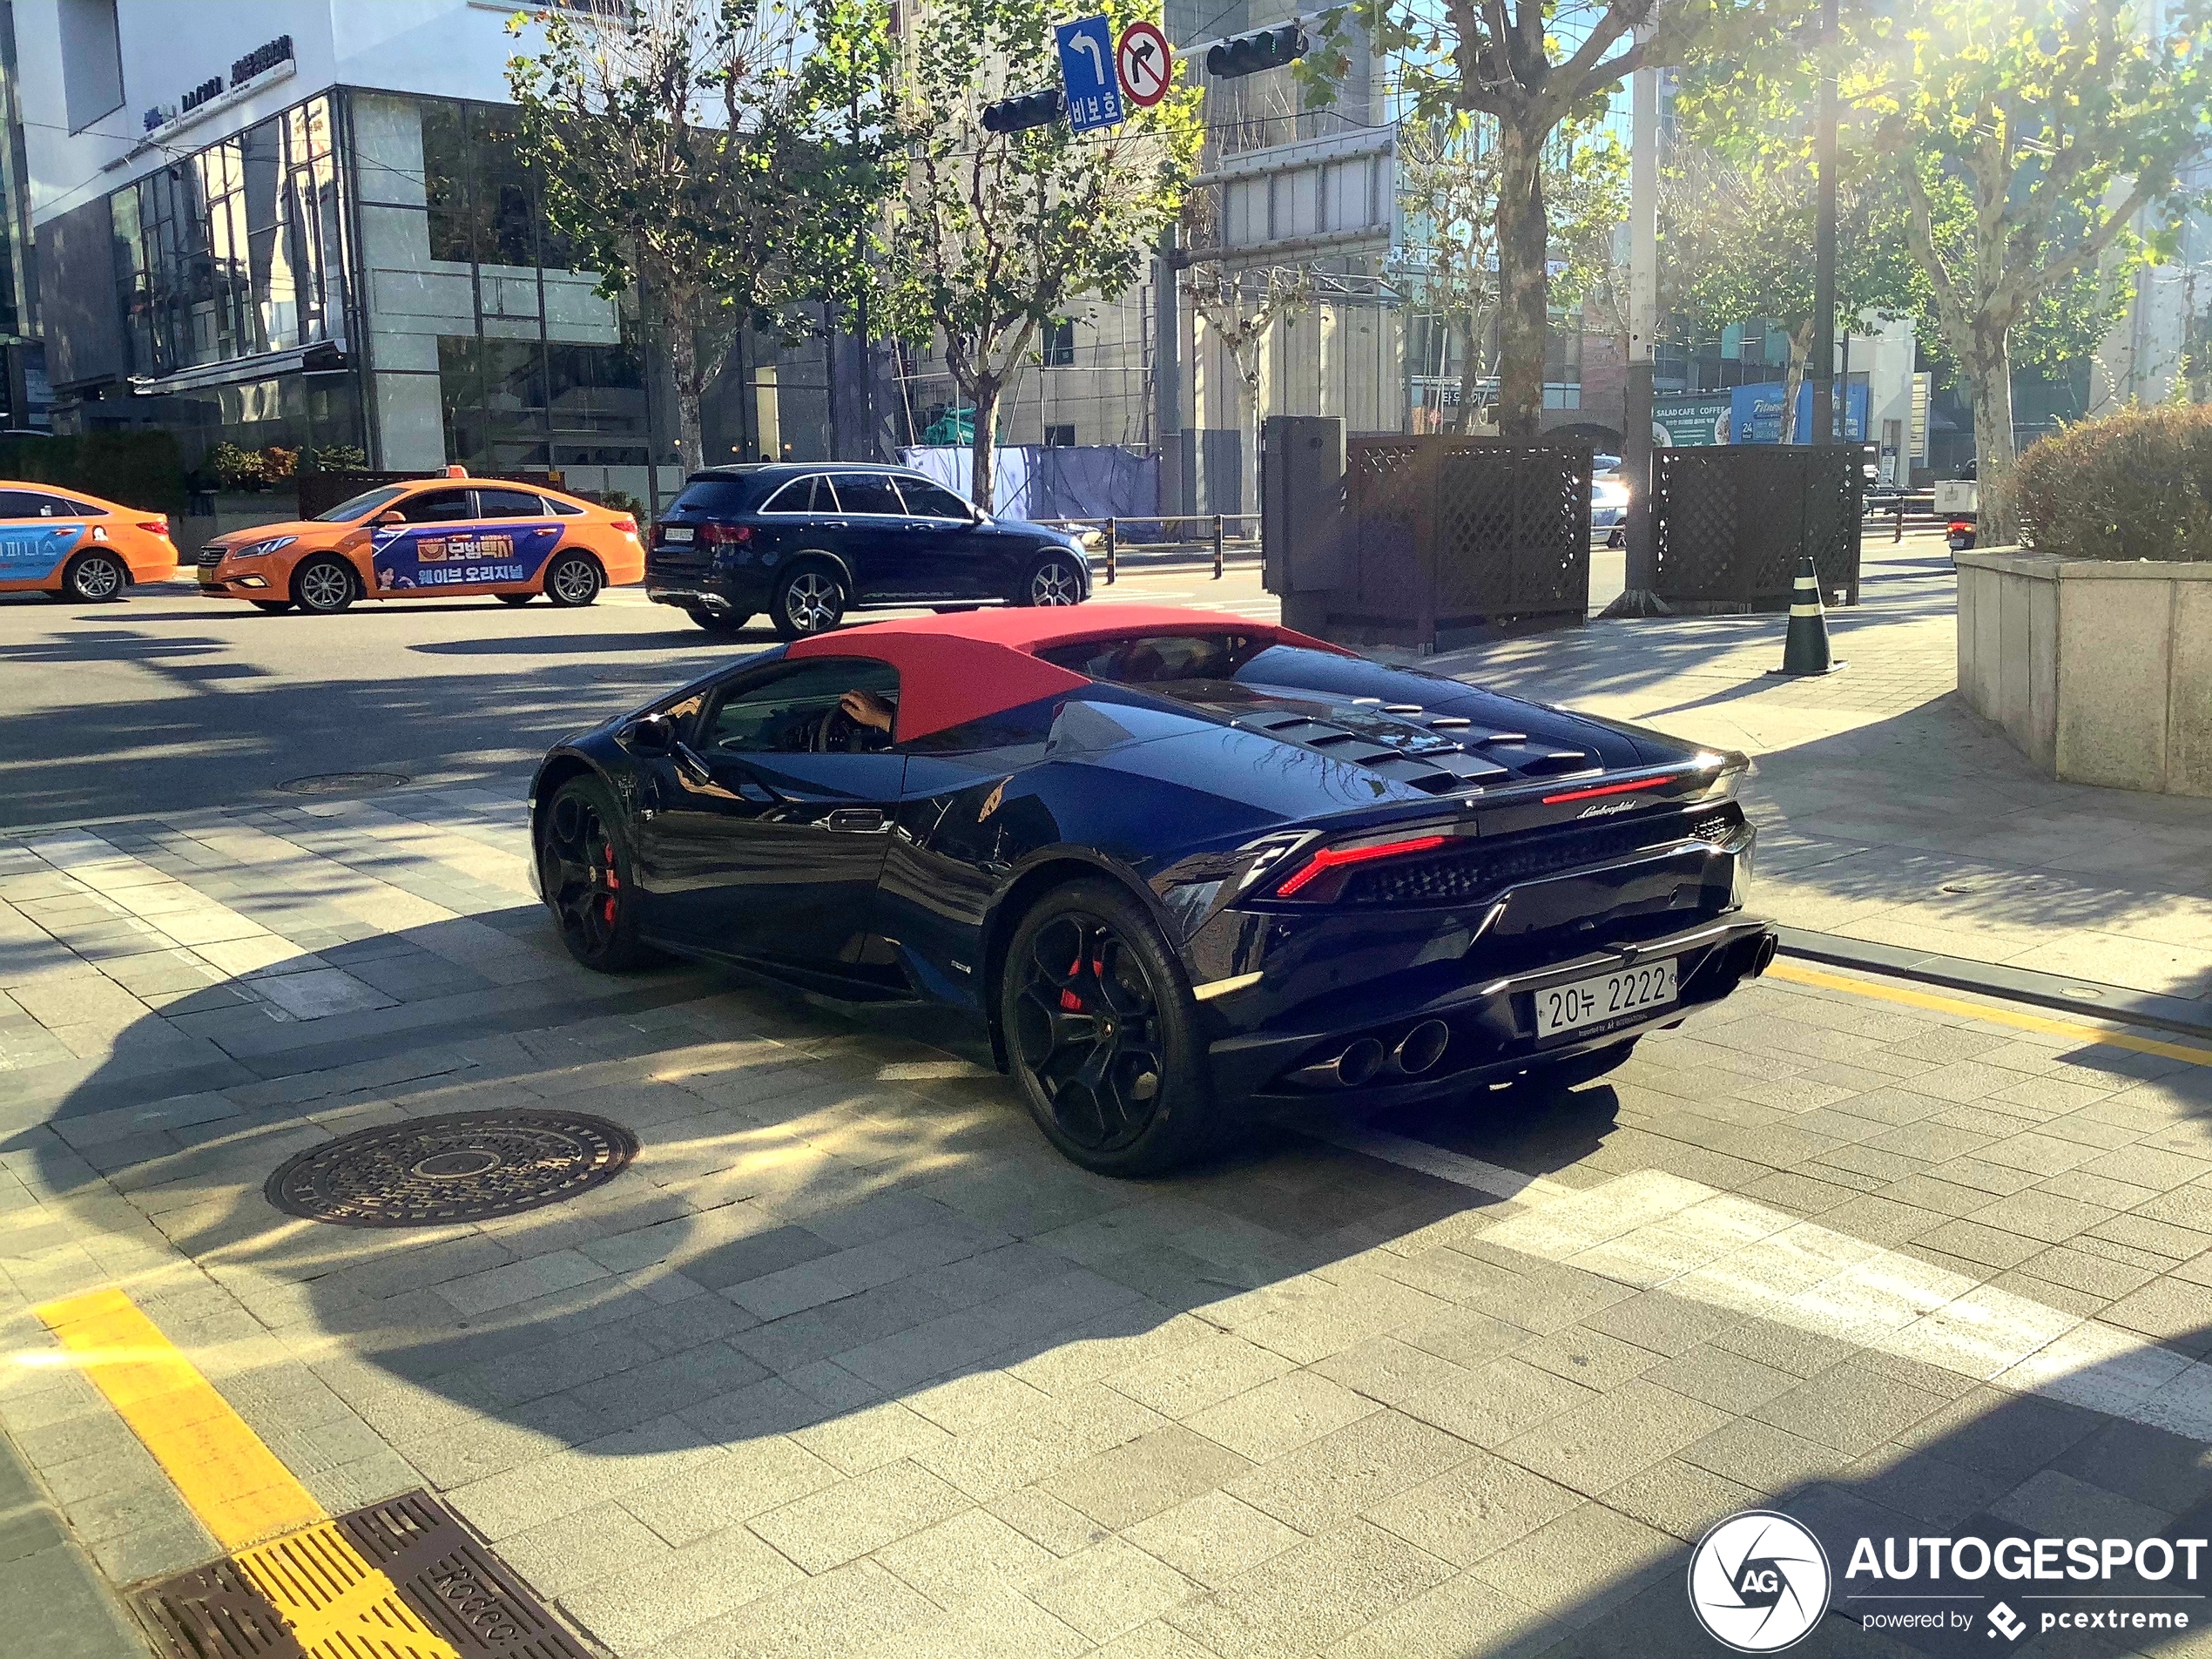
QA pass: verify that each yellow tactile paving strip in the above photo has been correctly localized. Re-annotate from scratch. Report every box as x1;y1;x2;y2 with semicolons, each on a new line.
36;1286;468;1659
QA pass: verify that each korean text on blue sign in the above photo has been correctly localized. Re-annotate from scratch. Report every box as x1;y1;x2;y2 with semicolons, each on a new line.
1055;17;1125;133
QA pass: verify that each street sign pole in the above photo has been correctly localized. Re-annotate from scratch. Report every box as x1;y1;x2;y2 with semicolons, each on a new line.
1604;39;1669;619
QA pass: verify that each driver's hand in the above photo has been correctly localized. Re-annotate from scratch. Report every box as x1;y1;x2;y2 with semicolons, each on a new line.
840;690;894;732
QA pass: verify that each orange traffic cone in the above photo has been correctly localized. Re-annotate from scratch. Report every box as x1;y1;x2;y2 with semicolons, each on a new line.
1767;553;1845;677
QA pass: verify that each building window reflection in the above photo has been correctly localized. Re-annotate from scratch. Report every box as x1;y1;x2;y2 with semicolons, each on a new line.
116;93;344;380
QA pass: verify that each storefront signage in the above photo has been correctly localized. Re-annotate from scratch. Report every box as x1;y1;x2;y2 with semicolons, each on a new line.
143;35;293;133
1652;394;1734;448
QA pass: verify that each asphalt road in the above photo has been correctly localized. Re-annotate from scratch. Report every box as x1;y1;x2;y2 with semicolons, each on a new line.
0;558;1290;828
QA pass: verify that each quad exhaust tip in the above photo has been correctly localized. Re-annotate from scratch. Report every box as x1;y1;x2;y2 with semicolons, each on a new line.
1293;1021;1451;1089
1394;1020;1450;1075
1334;1038;1386;1088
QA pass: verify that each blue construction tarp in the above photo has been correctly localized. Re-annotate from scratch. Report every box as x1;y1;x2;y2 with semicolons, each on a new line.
899;444;1158;523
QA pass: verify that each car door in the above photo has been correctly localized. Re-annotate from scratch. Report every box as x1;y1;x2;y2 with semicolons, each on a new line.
366;485;477;597
891;475;992;598
637;655;906;971
469;485;567;592
0;489;90;590
822;471;921;601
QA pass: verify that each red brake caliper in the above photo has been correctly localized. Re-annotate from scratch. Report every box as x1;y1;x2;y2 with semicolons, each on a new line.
601;842;618;924
1060;953;1082;1011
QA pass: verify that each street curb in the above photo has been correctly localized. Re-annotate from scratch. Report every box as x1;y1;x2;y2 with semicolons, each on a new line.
0;1424;152;1658
1775;926;2212;1042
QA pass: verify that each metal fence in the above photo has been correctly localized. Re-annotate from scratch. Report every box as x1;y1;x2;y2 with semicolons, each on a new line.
1651;444;1874;610
1332;436;1593;648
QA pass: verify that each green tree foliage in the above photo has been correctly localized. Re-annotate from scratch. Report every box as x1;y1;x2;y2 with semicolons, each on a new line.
1304;0;1795;436
505;0;895;471
1689;0;2212;540
1399;112;1625;432
1662;148;1924;439
887;0;1200;505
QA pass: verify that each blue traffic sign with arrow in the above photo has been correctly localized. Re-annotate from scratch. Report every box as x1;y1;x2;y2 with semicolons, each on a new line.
1055;16;1124;133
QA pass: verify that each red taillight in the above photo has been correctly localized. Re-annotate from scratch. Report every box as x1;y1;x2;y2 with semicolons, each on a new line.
610;516;638;534
138;519;170;536
1948;519;1973;534
1274;834;1451;899
1541;774;1678;806
698;523;753;546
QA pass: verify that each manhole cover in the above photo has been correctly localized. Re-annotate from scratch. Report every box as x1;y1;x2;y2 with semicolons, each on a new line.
265;1109;637;1227
275;771;411;797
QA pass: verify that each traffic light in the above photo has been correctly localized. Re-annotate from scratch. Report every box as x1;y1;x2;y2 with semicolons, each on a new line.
1205;24;1306;78
981;88;1066;132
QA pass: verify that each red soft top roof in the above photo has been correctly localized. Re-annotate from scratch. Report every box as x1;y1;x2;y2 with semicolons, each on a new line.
786;605;1352;742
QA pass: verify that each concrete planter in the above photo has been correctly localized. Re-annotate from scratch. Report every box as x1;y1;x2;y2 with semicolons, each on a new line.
1956;546;2212;796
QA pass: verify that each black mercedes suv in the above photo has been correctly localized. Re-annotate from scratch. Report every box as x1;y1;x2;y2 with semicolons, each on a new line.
644;463;1092;637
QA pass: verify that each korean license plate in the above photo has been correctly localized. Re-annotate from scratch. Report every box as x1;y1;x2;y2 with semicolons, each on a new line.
1535;959;1676;1037
662;526;694;543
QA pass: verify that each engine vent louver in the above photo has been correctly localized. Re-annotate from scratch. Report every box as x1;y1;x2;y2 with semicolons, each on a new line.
1230;706;1588;789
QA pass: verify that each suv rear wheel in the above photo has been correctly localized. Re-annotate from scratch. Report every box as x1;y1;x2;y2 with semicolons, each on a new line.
1020;552;1083;607
770;563;845;638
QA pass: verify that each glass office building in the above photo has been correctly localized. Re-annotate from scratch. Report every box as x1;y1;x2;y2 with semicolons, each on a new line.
47;84;664;500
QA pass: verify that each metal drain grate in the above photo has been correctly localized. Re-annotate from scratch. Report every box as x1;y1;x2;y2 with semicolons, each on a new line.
265;1109;637;1227
132;1490;591;1659
275;771;411;796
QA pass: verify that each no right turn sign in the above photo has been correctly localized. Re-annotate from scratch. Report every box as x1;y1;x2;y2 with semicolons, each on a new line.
1116;21;1172;107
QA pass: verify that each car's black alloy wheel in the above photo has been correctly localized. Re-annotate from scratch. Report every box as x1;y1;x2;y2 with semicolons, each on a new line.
1023;553;1082;607
63;552;126;602
1002;880;1215;1174
544;553;602;607
772;563;845;638
538;776;657;971
293;555;358;615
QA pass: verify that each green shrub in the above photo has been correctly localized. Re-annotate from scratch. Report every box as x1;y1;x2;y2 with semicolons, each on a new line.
0;430;188;514
2013;403;2212;561
299;444;368;473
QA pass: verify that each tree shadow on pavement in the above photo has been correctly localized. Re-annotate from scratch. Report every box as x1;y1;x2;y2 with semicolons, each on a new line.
10;939;2212;1655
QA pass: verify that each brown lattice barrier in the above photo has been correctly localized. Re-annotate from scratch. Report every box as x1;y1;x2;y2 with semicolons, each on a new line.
1650;444;1873;610
1337;436;1592;648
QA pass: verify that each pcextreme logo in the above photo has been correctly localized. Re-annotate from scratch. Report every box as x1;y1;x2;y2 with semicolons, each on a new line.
1688;1511;1832;1652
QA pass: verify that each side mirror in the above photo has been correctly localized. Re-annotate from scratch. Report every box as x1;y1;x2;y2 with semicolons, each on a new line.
625;713;676;758
374;509;406;525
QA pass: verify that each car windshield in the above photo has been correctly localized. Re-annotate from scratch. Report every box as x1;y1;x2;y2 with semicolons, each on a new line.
314;485;408;523
1036;633;1271;684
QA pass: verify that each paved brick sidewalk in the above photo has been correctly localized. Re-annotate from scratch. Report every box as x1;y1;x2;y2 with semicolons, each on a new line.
1425;535;2212;1008
6;782;2212;1655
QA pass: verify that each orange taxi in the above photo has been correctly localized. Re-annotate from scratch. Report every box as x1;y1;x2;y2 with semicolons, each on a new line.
196;467;644;615
0;482;178;602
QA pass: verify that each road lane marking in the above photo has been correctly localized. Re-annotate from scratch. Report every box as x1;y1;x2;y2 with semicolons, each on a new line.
35;1287;470;1657
1770;961;2212;1069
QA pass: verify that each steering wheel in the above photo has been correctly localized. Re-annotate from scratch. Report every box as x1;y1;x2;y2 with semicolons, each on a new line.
814;705;870;752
